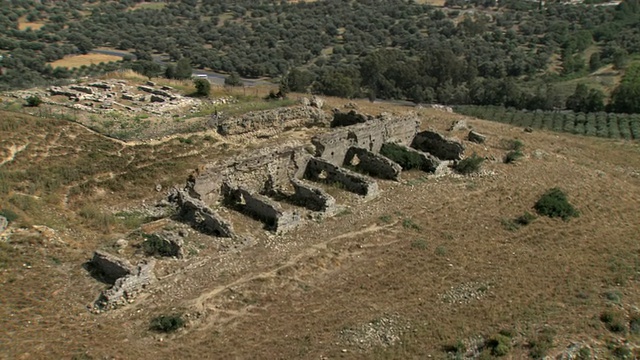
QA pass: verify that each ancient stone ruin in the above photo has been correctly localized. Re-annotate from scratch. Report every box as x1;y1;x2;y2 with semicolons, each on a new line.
89;250;156;310
170;109;465;239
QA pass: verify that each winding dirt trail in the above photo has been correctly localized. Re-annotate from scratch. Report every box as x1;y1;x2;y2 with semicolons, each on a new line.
0;143;28;167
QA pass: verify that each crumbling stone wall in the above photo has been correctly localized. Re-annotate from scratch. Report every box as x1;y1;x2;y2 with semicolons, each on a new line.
312;113;419;165
411;130;465;160
304;158;379;198
217;106;329;136
290;178;336;212
223;184;302;233
190;145;311;205
380;143;441;173
91;250;134;284
344;147;402;181
95;259;156;309
169;188;235;237
331;109;371;127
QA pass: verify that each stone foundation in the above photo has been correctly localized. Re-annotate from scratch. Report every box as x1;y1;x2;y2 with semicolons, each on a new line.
304;157;379;198
344;147;402;181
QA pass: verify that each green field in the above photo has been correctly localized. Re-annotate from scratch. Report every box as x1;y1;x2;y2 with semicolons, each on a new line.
456;105;640;140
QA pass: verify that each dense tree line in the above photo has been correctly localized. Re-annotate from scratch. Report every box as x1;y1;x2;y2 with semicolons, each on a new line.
0;0;639;112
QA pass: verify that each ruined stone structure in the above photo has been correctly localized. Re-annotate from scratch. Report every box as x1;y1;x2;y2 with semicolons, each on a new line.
89;251;155;309
170;108;466;239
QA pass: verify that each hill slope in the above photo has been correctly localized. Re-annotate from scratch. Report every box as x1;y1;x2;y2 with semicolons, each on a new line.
1;99;640;359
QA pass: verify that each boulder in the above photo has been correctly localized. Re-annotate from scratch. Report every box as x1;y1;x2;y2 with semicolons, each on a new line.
468;130;487;144
449;119;468;131
150;95;166;103
90;250;135;284
70;85;93;95
95;259;155;309
0;215;7;233
411;130;465;161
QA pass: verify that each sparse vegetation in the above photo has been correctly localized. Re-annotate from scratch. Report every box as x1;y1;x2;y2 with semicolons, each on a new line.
25;95;42;107
528;329;555;359
411;239;428;250
150;314;185;333
142;234;173;257
0;208;19;223
514;212;536;226
402;218;421;231
454;153;484;175
77;204;115;234
380;143;428;171
601;310;627;333
485;333;511;357
504;150;524;164
534;188;579;220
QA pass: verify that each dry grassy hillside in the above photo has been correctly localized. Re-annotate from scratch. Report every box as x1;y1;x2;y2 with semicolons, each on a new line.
1;97;639;359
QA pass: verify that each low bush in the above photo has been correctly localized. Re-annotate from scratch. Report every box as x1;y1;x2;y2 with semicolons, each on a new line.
515;211;536;226
411;239;428;250
601;310;627;333
486;333;511;356
455;153;484;175
150;314;185;333
629;313;640;334
529;329;555;359
534;188;579;220
25;95;42;107
504;150;524;163
0;208;19;223
142;234;173;257
380;143;426;170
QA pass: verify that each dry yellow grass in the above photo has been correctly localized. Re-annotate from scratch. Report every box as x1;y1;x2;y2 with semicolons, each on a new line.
17;16;46;30
49;54;122;68
1;95;640;359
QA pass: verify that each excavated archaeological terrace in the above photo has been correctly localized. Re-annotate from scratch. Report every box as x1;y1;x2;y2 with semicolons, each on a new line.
86;105;473;310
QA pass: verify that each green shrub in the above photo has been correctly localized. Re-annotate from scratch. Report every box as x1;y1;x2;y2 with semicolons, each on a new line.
534;188;579;220
402;218;421;230
504;150;524;163
515;211;536;226
380;143;428;170
486;334;511;356
142;234;173;256
0;208;19;223
629;313;640;334
455;153;484;175
601;310;626;333
193;78;211;96
604;290;622;303
411;239;428;250
612;345;632;359
25;95;42;107
150;314;185;333
529;329;555;359
508;139;524;151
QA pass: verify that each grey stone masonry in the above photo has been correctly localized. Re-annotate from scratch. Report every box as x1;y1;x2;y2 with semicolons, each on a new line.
304;157;379;199
344;147;402;181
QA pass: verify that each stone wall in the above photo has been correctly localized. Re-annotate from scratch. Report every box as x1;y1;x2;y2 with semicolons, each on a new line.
91;250;134;284
217;106;329;136
223;184;302;234
290;178;336;212
312;113;419;165
344;147;402;181
304;157;379;198
95;259;155;309
411;130;465;161
331;109;370;127
169;188;236;238
189;145;311;205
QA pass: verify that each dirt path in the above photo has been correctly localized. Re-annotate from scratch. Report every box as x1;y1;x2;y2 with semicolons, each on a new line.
0;143;28;167
191;222;395;313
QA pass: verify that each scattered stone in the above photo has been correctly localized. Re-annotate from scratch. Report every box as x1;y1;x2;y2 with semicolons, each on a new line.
122;93;135;101
449;119;468;131
94;259;155;310
0;215;8;233
468;130;487;144
524;127;534;133
331;109;370;127
155;184;162;192
90;250;135;284
145;231;185;258
146;81;156;86
115;239;128;249
411;130;465;160
310;95;324;109
150;95;166;103
70;85;93;95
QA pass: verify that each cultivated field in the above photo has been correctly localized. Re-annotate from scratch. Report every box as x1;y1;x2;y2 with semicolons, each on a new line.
1;89;640;359
49;54;123;69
